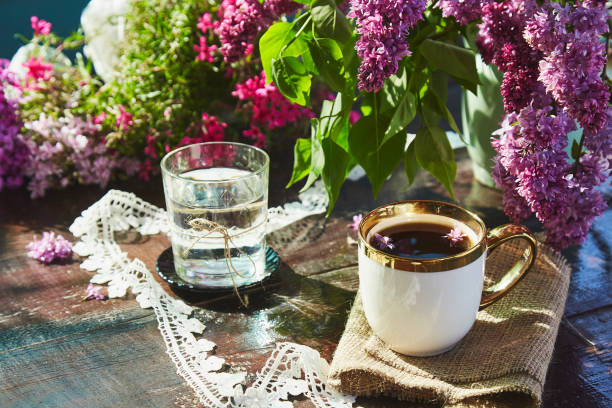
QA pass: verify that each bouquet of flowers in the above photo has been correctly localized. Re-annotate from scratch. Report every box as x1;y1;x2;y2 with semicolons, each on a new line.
0;0;312;197
255;0;611;250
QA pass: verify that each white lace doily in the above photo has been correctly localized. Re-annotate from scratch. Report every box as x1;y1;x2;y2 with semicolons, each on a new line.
69;181;356;408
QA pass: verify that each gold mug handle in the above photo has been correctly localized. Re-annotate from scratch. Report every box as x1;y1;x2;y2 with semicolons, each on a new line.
479;224;538;310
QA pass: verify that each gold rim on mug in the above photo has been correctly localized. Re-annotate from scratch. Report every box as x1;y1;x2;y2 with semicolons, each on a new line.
358;200;488;273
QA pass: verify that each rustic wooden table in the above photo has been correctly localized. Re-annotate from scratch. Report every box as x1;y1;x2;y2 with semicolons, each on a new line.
1;149;610;407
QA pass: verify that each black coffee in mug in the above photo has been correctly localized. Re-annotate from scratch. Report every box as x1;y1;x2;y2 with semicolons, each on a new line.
367;220;475;259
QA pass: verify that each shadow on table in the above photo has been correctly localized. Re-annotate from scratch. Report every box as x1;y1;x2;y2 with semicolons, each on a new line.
167;261;355;343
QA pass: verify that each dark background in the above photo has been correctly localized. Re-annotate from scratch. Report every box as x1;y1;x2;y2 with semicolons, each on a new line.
0;0;90;60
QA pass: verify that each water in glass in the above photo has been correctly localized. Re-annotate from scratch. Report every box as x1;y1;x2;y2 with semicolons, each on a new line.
167;167;267;287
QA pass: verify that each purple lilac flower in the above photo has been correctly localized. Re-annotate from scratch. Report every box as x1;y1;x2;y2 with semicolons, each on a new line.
436;0;485;25
539;42;608;135
348;213;363;232
491;158;531;223
444;226;467;246
373;233;395;252
84;283;107;301
477;0;541;113
27;231;73;263
22;115;139;198
216;0;301;63
491;103;609;250
0;60;29;191
349;0;426;92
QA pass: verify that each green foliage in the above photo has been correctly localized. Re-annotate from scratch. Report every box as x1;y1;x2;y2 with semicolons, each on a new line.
98;0;250;156
256;5;482;213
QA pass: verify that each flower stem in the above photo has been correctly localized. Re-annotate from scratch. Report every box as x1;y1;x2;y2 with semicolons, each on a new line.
281;13;311;55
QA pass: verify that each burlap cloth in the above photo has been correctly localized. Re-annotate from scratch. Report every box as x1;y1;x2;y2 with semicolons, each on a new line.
328;241;571;407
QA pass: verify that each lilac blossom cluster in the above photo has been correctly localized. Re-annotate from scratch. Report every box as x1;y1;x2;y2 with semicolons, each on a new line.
477;0;542;114
22;115;139;198
349;0;427;92
0;60;29;191
483;0;611;250
27;231;72;264
216;0;301;63
436;0;485;25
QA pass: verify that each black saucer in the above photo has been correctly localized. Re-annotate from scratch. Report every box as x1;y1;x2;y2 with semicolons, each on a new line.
156;246;280;294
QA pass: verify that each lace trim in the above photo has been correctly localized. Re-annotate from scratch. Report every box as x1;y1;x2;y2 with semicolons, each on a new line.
69;182;355;407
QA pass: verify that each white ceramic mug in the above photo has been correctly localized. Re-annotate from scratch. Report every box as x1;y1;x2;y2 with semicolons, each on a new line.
358;200;537;357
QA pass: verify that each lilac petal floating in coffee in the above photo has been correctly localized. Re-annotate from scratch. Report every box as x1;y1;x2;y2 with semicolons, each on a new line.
444;226;467;247
373;233;396;252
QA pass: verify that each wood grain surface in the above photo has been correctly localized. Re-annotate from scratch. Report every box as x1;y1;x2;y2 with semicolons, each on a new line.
0;149;610;408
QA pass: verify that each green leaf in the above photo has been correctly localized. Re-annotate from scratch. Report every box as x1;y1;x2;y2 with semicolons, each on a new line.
287;138;312;187
571;139;582;160
349;115;407;196
301;119;325;191
340;35;359;77
308;38;345;92
415;126;456;199
424;73;463;139
260;23;294;82
381;67;408;113
271;56;311;106
384;89;416;143
404;136;419;185
260;22;309;83
418;39;479;93
311;0;352;44
321;138;351;214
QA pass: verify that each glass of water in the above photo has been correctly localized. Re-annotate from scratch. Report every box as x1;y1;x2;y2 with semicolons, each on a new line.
161;142;269;288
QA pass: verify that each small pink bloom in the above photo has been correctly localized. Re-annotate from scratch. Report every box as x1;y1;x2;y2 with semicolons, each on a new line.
116;105;133;130
138;159;153;181
194;37;218;63
31;16;52;36
348;213;363;232
93;112;107;125
144;134;157;159
444;226;467;246
84;283;107;301
349;110;362;125
242;125;266;148
197;13;215;33
22;57;52;82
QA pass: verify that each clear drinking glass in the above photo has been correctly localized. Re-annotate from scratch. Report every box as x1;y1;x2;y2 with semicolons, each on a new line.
161;142;269;288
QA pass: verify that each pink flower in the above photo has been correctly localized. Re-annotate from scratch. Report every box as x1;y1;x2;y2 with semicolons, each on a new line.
144;134;157;159
138;159;153;181
116;105;133;130
444;226;467;246
348;213;363;232
31;16;52;36
93;112;107;125
84;283;107;301
194;37;218;62
26;231;72;263
349;110;362;125
242;125;266;148
197;12;217;33
22;57;52;82
233;71;313;133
